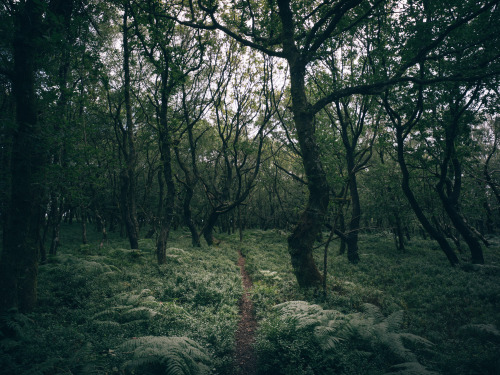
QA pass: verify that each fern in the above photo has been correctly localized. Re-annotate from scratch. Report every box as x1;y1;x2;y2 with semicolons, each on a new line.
383;361;439;375
458;323;500;341
119;336;212;375
0;311;34;341
257;301;437;375
274;301;349;348
349;303;433;363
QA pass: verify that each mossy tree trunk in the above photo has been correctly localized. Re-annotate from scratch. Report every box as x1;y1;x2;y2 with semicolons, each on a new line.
279;0;327;288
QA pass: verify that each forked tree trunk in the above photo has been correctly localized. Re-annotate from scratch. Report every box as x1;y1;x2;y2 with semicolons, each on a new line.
396;129;459;265
437;157;484;264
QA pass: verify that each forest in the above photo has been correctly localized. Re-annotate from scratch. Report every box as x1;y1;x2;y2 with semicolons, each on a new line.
0;0;499;374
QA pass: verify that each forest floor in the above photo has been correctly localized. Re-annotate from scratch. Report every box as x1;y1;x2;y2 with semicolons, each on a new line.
234;250;258;375
1;226;499;375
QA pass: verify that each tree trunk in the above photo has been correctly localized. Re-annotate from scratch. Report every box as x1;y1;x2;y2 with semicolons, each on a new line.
49;195;64;256
156;65;176;264
120;3;140;250
269;0;327;288
393;212;405;251
238;205;243;242
156;150;175;264
396;129;459;265
203;210;219;246
338;209;347;255
277;0;327;288
81;210;88;245
0;0;43;312
346;170;361;264
285;77;327;287
40;215;49;263
436;158;484;264
183;184;201;247
120;170;139;249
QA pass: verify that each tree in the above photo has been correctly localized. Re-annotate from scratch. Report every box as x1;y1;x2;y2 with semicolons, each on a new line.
130;0;208;262
431;83;487;264
119;0;140;249
0;0;46;312
198;46;277;245
160;0;500;286
378;0;500;265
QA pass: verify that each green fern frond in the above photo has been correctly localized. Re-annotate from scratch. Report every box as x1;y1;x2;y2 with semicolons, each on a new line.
347;306;434;364
119;336;212;375
361;303;385;321
92;320;121;328
92;305;129;320
383;361;439;375
0;311;34;341
314;326;344;350
398;333;434;347
124;289;154;305
122;306;160;320
274;301;323;315
379;332;416;362
458;323;500;340
385;310;405;332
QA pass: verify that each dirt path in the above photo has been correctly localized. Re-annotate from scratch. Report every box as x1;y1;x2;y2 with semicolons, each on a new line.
234;250;258;375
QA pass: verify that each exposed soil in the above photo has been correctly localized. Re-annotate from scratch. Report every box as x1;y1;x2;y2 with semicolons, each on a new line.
234;250;258;375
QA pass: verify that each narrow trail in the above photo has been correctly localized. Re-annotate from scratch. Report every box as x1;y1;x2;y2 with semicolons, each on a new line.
234;249;258;375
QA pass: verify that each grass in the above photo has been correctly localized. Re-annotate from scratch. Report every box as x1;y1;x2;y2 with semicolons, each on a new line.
1;225;499;374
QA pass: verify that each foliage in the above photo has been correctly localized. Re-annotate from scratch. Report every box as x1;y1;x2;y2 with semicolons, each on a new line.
0;225;242;374
119;336;211;375
255;301;435;375
240;230;500;375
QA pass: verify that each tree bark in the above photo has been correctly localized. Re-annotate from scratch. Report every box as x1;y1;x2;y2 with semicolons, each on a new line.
120;2;140;249
437;156;484;264
182;183;201;247
392;212;405;251
203;210;219;246
346;162;361;264
396;128;459;265
156;65;176;264
338;209;347;255
278;0;327;288
0;0;44;312
156;137;175;264
81;209;88;245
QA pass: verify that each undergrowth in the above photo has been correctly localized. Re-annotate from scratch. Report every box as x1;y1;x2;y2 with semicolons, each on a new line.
240;229;500;375
0;224;242;375
1;226;499;374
